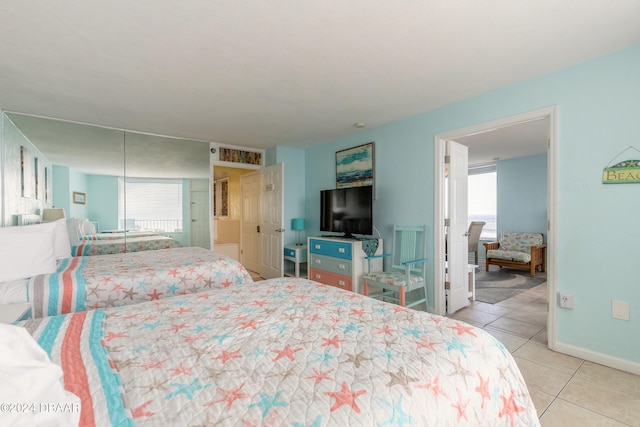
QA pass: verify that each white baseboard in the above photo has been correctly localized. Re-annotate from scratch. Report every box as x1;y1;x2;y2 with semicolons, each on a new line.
552;341;640;376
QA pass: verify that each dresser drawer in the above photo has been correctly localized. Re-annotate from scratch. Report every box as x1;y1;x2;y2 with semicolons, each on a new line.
309;254;352;276
309;239;352;260
309;268;352;292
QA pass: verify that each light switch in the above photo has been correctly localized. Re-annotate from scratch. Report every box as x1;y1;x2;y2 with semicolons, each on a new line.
612;300;630;321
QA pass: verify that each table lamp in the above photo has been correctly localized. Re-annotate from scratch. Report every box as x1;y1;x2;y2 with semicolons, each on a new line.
291;218;305;246
42;208;66;222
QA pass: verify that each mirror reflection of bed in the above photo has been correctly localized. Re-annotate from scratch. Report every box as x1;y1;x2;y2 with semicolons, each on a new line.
3;113;211;250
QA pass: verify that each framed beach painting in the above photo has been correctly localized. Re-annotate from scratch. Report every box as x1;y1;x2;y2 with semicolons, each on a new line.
336;142;375;189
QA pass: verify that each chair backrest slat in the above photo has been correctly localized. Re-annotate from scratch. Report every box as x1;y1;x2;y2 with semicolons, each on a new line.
391;225;427;274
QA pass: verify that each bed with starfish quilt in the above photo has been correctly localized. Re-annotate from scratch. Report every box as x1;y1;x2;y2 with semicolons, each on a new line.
13;277;540;426
71;235;183;256
79;231;160;240
15;246;253;318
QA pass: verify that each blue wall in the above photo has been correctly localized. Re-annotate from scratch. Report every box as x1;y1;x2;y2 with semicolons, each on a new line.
497;154;547;237
68;168;89;219
52;165;70;215
288;45;640;367
266;146;307;245
87;174;119;230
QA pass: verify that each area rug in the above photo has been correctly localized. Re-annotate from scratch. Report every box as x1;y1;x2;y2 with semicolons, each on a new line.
474;268;546;304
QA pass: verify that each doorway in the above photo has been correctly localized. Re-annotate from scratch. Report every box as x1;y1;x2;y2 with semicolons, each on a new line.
434;106;558;349
212;166;256;261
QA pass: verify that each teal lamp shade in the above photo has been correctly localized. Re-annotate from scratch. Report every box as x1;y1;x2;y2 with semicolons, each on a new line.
291;218;305;245
291;218;305;231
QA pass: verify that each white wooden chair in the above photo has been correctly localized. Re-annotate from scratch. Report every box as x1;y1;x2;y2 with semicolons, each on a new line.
363;225;428;308
467;221;486;265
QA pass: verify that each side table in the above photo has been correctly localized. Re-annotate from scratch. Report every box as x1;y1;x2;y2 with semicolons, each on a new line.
284;244;308;278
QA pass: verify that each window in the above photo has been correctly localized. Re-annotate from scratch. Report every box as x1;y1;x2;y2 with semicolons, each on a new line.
119;178;183;233
468;164;496;240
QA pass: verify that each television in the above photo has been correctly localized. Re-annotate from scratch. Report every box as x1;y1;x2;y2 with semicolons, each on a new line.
320;185;373;238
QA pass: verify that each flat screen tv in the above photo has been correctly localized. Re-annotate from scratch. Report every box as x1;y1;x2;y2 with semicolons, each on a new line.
320;185;373;238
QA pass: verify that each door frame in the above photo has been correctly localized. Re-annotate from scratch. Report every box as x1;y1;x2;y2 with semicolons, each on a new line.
433;106;558;349
209;142;266;265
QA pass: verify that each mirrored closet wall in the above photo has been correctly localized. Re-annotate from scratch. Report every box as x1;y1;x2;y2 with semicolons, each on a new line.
1;112;211;249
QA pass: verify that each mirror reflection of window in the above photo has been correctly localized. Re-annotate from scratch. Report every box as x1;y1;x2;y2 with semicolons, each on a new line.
119;178;184;233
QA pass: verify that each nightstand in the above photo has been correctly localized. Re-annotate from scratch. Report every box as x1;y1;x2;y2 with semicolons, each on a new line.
284;244;308;278
0;303;32;323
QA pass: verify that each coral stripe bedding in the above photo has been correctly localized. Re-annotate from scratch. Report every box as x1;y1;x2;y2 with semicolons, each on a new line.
71;235;183;256
18;277;539;426
26;247;253;318
80;232;159;241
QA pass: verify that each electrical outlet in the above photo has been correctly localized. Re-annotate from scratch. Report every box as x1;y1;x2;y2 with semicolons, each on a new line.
559;292;574;309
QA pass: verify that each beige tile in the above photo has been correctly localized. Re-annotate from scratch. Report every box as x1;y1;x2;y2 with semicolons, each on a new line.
528;387;555;419
519;301;549;316
540;399;628;427
560;376;640;426
482;327;528;353
574;361;640;398
514;356;574;396
531;328;548;345
450;307;501;326
513;341;583;375
520;288;547;299
494;298;528;310
487;316;545;339
503;310;547;327
467;301;513;316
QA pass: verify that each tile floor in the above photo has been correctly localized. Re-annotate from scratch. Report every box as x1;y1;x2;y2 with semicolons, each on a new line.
449;281;640;426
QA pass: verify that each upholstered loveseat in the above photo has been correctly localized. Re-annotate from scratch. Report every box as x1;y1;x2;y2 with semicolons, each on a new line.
483;232;546;278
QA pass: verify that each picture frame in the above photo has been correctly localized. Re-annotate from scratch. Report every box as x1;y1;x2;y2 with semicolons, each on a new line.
44;166;50;203
336;142;375;189
34;157;40;200
73;191;86;204
20;146;33;198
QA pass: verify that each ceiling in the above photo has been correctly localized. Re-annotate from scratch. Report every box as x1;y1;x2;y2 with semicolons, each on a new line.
1;1;639;165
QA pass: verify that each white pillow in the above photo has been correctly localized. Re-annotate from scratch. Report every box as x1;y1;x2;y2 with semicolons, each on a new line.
0;324;81;427
81;218;96;236
29;219;71;260
0;227;57;282
51;219;72;259
7;220;72;260
66;218;82;246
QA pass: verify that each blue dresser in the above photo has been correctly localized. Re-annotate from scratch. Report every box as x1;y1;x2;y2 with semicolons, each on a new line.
307;237;382;294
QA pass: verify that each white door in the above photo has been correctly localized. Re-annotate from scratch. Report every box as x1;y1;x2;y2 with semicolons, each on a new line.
240;172;261;273
447;140;470;314
190;190;210;249
259;163;284;279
